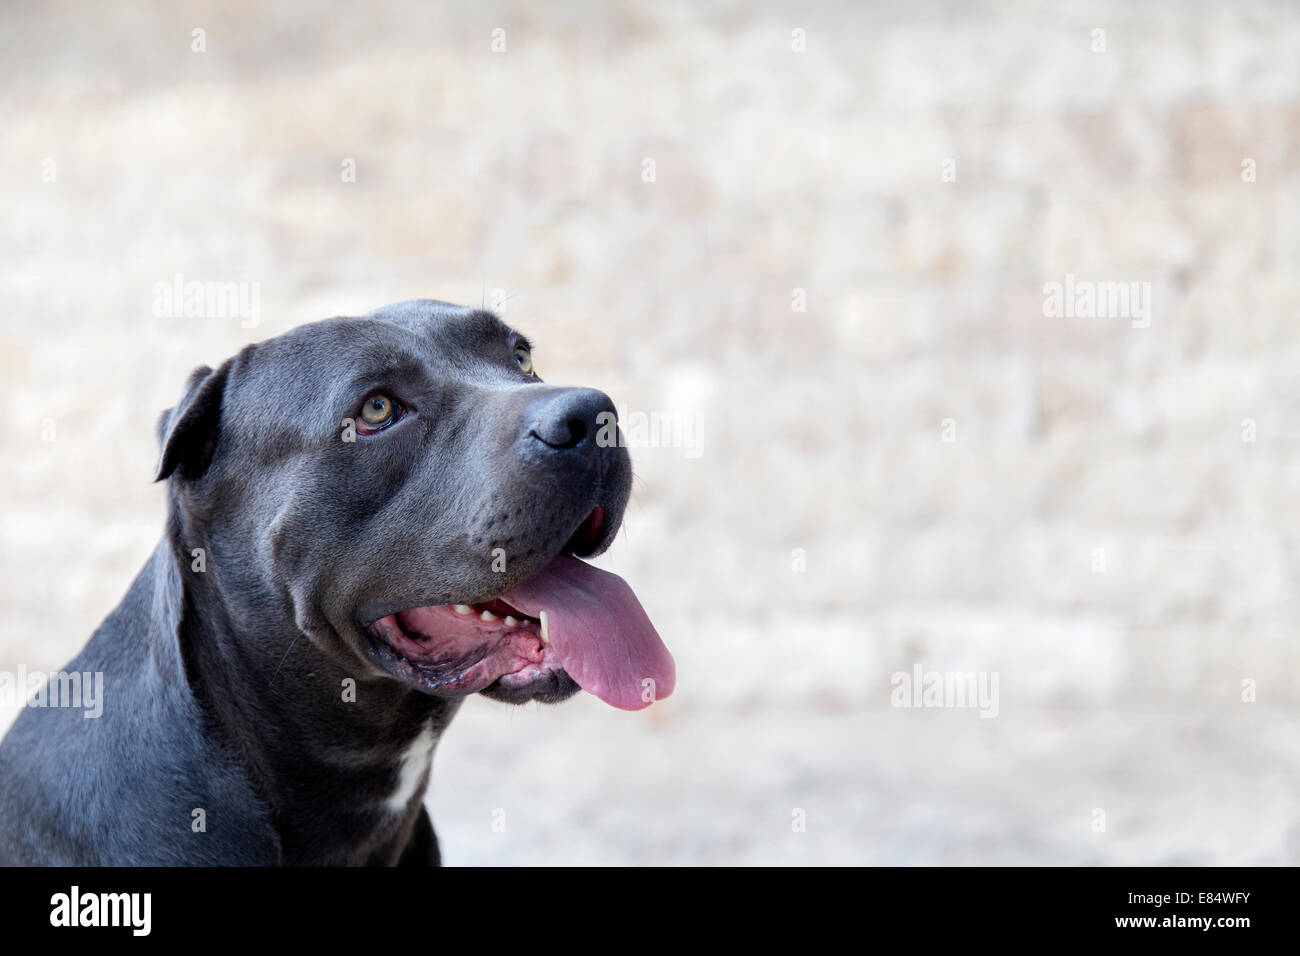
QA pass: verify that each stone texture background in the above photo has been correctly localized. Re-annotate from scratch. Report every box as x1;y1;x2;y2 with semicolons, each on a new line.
2;0;1299;864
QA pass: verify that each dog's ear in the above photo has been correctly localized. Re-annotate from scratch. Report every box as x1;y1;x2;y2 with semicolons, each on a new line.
154;361;232;483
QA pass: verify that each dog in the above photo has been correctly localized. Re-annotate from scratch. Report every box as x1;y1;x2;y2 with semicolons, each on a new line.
0;299;675;865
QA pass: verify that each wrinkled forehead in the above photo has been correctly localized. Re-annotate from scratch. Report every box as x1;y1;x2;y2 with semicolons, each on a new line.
362;298;526;359
227;301;528;423
362;298;516;346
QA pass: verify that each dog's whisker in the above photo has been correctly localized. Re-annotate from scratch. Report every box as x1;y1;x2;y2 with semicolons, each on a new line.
269;632;303;686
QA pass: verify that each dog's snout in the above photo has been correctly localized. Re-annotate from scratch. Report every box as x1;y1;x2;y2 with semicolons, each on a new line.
529;388;615;451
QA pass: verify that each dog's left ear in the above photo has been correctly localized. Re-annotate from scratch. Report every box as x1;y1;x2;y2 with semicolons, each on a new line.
153;360;232;483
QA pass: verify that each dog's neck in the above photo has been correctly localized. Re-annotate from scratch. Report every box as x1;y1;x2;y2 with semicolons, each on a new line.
153;527;459;865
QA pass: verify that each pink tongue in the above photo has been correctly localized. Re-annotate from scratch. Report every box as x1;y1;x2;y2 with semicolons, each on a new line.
499;554;675;710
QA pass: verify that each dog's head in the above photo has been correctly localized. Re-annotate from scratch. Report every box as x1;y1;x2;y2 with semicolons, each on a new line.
154;300;674;711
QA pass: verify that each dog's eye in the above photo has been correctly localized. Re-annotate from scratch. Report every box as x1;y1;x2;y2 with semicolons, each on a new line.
360;394;397;428
514;345;534;375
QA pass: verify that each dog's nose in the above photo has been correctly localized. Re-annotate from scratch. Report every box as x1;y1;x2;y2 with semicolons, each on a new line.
529;387;616;451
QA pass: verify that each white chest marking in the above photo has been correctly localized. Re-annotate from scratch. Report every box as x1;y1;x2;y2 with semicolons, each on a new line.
386;720;437;813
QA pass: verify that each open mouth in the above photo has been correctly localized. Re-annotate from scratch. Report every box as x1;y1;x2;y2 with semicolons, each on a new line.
368;594;573;703
365;512;675;710
565;505;606;556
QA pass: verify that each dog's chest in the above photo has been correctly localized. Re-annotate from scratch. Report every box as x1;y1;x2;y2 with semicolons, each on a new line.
385;718;437;814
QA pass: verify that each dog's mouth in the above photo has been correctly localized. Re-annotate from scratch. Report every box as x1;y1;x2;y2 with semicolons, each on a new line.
364;519;675;710
367;595;576;704
564;504;606;557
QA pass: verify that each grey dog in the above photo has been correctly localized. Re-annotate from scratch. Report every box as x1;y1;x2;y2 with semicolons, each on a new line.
0;299;675;865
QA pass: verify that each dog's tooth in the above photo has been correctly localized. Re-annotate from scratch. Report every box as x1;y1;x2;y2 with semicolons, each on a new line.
480;610;497;623
453;605;473;616
504;615;518;628
540;610;549;643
